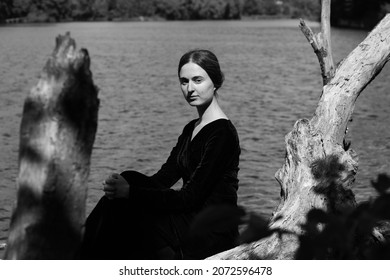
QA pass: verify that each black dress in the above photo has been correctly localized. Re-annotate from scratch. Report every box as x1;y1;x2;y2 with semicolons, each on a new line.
81;119;241;259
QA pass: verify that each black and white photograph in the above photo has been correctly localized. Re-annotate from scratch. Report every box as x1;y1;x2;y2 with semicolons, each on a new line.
0;0;389;277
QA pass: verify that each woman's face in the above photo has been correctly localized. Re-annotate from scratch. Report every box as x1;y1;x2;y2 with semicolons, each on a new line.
179;62;215;107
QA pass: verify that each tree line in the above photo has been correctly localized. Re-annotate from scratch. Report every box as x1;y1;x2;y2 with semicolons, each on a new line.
0;0;321;23
331;0;390;29
1;1;390;28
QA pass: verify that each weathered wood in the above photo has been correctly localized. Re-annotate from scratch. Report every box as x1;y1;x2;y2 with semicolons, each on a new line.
4;33;99;259
299;0;335;85
209;11;390;260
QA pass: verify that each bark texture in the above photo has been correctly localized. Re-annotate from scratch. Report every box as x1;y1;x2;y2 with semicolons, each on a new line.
300;0;335;85
4;33;99;259
209;14;390;260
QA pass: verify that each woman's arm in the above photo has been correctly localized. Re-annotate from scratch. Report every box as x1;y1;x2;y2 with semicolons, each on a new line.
129;126;239;212
120;124;190;190
149;139;182;189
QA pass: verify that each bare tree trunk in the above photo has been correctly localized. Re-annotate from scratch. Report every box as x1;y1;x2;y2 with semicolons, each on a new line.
209;5;390;259
4;33;99;259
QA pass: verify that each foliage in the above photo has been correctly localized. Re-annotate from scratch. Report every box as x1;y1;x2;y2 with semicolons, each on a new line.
10;0;73;22
0;0;13;21
331;0;390;29
286;0;321;20
242;0;282;16
1;0;389;24
68;0;94;21
152;0;242;20
154;0;184;20
296;157;390;259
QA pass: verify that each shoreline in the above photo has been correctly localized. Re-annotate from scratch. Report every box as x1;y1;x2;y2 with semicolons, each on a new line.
1;16;367;30
1;15;315;25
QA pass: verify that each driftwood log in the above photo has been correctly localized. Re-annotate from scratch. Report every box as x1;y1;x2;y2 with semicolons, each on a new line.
209;3;390;259
4;33;99;259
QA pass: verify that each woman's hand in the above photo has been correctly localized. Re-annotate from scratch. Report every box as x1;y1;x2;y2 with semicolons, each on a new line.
103;173;129;199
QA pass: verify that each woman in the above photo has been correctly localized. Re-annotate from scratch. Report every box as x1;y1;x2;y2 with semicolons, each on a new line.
81;49;241;260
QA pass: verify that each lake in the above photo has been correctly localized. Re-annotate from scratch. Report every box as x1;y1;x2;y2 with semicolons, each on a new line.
0;20;389;249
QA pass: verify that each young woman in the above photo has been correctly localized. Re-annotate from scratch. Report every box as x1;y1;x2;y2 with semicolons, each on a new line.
81;49;241;260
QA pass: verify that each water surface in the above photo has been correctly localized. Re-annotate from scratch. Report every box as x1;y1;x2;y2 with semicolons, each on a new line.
0;20;389;248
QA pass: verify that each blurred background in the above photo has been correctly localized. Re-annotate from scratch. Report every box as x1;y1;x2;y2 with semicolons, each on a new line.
1;0;390;257
1;0;390;29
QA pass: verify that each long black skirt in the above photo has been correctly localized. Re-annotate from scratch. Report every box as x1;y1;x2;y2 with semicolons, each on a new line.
80;171;237;260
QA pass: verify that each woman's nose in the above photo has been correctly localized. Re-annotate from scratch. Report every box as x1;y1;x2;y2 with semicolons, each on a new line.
187;81;194;92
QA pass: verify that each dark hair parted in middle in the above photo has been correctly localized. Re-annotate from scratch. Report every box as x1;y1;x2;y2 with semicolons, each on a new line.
178;49;225;91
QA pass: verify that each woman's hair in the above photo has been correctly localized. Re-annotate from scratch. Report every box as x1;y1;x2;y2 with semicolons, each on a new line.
178;49;224;91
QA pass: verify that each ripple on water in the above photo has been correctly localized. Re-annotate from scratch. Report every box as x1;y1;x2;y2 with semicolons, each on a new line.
0;21;389;240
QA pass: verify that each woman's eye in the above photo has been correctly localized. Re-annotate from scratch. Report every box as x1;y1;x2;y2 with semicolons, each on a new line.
194;79;202;83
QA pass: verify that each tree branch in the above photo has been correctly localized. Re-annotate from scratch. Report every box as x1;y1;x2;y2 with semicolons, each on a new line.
209;12;390;261
299;0;335;85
